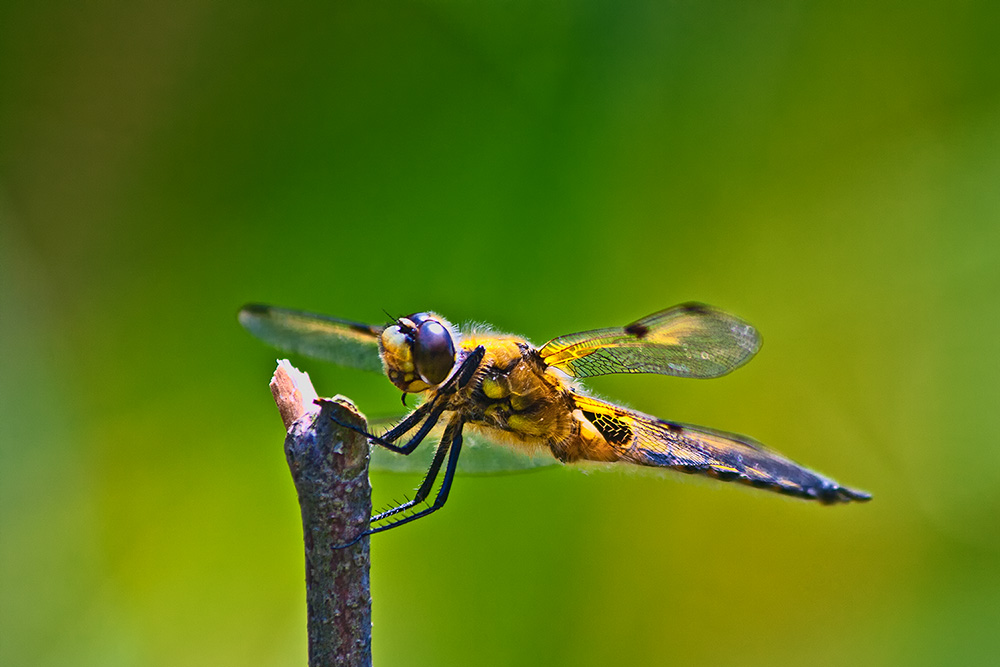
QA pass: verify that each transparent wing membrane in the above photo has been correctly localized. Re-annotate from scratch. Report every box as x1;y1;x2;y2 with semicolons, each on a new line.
540;302;761;379
238;304;383;372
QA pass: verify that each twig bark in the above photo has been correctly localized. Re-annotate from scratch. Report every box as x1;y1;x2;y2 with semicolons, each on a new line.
270;360;372;667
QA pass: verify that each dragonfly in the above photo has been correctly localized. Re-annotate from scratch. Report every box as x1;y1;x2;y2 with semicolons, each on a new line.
239;302;871;542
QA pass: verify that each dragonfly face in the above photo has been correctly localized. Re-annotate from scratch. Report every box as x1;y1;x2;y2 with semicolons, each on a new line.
379;313;457;392
239;302;871;544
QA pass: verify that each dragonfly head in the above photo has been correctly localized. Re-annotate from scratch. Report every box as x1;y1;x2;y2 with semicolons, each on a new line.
379;312;458;392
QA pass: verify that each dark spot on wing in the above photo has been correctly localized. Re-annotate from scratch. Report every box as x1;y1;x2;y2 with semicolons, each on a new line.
623;322;649;338
677;302;713;315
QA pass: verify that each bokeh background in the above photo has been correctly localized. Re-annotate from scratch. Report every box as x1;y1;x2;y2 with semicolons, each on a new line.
2;2;999;665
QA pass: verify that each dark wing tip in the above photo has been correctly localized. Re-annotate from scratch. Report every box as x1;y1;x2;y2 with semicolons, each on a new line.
237;303;270;329
840;487;873;502
818;485;873;504
239;302;268;314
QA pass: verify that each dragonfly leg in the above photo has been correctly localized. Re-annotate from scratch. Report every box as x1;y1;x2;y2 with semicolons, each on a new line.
367;416;464;534
335;399;448;454
334;415;465;548
369;419;457;523
330;347;484;548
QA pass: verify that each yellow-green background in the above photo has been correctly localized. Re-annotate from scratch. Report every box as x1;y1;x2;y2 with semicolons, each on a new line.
2;2;998;665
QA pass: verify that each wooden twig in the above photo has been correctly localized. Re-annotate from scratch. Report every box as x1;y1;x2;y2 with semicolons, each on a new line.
270;360;372;667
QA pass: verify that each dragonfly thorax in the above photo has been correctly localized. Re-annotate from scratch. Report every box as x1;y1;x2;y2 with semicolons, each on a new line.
379;312;458;392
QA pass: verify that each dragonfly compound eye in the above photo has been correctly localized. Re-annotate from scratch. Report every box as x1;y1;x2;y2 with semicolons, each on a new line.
413;319;455;385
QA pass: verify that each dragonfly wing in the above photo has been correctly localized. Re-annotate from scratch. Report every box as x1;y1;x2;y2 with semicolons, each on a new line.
239;304;384;372
367;416;558;474
572;394;870;503
539;302;761;379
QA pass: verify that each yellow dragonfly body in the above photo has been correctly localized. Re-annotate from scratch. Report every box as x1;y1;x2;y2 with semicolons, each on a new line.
240;303;870;539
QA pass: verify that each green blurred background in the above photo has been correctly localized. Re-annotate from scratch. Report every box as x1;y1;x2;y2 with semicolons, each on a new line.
2;2;998;665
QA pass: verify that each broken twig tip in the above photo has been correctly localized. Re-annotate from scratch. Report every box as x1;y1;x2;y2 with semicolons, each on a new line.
270;359;320;429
